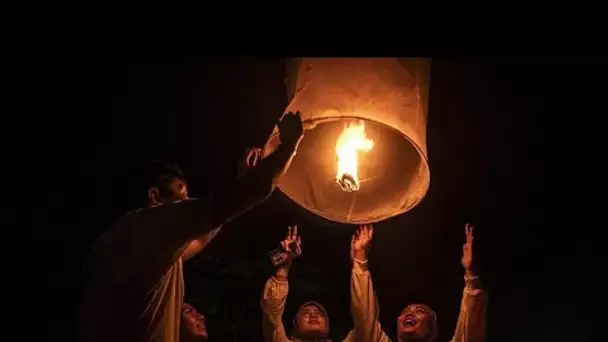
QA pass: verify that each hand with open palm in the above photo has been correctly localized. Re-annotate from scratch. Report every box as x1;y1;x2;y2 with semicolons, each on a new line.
351;225;374;261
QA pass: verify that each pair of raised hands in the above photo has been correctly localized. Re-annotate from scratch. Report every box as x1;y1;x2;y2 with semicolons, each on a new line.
273;224;476;271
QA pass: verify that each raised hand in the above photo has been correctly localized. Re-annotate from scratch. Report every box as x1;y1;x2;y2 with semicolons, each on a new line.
461;223;474;271
280;225;302;258
278;111;304;151
269;225;301;266
351;225;374;261
269;225;302;278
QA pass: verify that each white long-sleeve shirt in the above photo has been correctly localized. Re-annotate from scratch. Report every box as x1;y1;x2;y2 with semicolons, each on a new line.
260;276;357;342
350;261;488;342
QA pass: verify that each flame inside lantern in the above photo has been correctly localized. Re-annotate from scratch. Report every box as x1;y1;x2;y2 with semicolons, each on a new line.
335;121;374;192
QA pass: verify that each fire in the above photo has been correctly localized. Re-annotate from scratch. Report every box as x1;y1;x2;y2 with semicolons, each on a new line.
335;121;374;192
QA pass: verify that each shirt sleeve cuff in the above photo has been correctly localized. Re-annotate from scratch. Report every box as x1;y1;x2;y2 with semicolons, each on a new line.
271;276;289;284
463;274;483;295
263;277;289;301
352;259;370;275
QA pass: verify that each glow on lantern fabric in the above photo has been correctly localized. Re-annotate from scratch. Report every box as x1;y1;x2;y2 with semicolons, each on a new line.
263;58;431;224
335;121;374;192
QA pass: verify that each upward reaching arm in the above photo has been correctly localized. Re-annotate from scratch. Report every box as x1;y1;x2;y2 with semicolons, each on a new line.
261;276;291;342
450;224;488;342
181;112;304;260
350;225;391;342
211;146;297;228
261;226;302;342
211;111;304;230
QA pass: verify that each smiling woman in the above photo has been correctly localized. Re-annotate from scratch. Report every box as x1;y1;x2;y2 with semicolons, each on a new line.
181;303;208;341
263;58;431;224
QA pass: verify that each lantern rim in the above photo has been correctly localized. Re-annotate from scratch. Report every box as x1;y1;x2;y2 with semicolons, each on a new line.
263;116;431;224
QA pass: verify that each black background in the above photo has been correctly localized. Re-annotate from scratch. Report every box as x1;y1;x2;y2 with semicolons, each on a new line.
10;56;601;341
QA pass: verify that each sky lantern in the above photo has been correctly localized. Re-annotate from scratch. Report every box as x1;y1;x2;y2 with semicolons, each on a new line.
263;58;431;224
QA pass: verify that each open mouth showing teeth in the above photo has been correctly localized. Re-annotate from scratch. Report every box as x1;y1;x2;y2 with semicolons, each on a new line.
404;318;417;327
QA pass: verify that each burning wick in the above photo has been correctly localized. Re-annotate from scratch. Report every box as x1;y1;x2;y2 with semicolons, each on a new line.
335;121;374;192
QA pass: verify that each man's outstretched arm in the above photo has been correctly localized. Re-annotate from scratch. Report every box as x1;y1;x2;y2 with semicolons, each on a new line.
212;111;303;228
210;135;300;229
181;112;304;260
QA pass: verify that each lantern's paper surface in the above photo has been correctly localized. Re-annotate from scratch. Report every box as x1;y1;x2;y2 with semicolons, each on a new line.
263;58;431;224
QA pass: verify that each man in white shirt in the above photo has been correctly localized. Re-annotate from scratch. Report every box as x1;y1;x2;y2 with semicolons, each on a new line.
78;111;304;342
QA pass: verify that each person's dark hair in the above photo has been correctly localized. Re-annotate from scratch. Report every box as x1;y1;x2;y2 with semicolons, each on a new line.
142;160;186;193
120;160;186;209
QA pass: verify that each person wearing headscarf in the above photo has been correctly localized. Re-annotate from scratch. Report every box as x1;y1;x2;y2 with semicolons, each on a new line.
260;226;358;342
350;224;487;342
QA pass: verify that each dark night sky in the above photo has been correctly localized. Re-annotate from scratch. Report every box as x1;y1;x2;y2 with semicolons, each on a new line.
10;57;601;341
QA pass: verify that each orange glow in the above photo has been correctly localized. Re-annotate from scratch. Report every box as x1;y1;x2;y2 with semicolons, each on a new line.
335;121;374;192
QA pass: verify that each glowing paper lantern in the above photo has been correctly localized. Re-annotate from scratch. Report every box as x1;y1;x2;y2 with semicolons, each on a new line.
263;58;431;224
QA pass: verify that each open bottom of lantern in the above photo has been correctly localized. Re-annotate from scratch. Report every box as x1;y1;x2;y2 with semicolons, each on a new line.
264;118;430;224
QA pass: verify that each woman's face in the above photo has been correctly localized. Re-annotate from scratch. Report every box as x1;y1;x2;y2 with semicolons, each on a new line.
396;304;432;340
296;304;329;337
181;303;207;340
